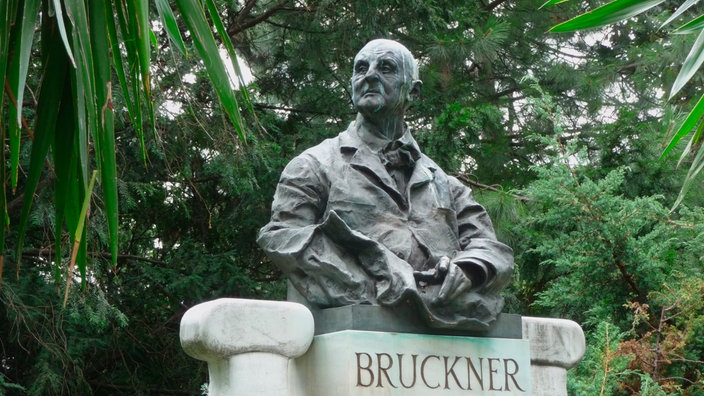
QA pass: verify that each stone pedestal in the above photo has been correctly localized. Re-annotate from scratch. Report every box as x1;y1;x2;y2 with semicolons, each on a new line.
291;330;531;395
180;299;585;396
180;298;314;395
522;317;585;395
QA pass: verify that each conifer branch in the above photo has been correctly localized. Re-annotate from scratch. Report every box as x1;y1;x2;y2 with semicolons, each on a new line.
456;174;529;202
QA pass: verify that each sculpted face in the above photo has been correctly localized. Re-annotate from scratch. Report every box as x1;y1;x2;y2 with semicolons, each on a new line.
351;40;420;119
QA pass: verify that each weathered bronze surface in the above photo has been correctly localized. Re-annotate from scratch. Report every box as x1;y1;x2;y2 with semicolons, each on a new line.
258;39;514;330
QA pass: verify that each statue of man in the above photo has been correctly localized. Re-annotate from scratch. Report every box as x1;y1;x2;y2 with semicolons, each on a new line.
258;39;513;330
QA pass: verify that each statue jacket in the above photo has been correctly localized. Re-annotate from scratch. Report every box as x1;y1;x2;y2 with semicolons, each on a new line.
257;123;514;330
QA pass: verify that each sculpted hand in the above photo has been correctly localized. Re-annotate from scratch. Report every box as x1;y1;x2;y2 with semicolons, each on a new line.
413;256;450;285
436;260;473;304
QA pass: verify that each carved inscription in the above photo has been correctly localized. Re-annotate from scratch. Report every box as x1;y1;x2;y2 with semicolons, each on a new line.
355;352;526;392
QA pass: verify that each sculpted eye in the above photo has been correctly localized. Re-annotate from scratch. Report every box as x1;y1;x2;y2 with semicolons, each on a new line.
379;61;397;73
355;63;368;74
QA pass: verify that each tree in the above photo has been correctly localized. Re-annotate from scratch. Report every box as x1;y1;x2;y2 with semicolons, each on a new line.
544;0;704;206
3;0;703;394
513;84;704;394
0;0;252;293
0;0;267;393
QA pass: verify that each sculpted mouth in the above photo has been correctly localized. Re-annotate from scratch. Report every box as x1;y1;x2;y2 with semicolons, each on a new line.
362;84;381;94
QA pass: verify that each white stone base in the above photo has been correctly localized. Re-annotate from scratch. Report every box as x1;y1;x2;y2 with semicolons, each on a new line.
180;298;314;396
522;317;585;396
291;330;531;395
180;299;585;396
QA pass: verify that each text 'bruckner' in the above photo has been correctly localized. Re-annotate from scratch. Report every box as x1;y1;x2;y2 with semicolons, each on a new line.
355;351;527;392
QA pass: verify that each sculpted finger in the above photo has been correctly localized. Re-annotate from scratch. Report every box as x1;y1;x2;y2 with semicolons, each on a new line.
437;264;472;302
437;264;459;301
446;273;472;301
437;256;450;275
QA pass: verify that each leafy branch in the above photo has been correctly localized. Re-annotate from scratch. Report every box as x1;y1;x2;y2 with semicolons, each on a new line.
543;0;704;207
1;0;256;296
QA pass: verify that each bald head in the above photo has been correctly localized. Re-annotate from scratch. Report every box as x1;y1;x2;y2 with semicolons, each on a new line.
355;39;419;83
351;39;422;124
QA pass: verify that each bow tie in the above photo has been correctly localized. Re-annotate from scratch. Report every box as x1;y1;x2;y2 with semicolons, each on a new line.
380;141;420;170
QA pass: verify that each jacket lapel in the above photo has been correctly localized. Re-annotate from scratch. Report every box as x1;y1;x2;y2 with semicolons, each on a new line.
339;129;405;205
338;125;441;210
349;147;403;197
409;158;434;189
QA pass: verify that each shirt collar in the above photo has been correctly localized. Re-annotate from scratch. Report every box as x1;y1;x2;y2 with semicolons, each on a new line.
345;120;421;157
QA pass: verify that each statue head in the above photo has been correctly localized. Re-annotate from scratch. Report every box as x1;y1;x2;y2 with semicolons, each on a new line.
351;39;422;119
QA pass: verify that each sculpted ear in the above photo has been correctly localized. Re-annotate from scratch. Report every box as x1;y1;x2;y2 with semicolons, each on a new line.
408;80;422;103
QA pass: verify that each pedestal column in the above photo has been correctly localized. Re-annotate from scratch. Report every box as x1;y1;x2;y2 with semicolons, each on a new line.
522;317;586;396
180;298;314;396
180;299;586;395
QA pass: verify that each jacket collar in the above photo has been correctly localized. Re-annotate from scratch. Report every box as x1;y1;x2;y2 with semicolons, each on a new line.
339;121;435;194
341;121;421;156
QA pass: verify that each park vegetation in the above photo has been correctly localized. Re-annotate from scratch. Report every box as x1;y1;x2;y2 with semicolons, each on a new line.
1;0;703;394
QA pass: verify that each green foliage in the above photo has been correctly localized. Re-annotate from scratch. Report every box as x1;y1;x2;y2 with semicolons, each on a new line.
3;0;704;394
420;103;500;173
0;373;26;395
550;0;666;33
545;0;704;208
1;1;272;392
514;85;704;393
1;0;254;290
568;321;636;395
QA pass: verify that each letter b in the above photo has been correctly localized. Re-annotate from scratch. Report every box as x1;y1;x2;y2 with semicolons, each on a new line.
356;352;374;387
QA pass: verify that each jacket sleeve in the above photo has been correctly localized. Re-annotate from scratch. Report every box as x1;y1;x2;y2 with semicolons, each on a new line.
448;176;514;293
257;154;415;307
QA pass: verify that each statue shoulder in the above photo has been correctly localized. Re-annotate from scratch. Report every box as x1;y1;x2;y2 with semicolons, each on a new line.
280;132;345;183
417;154;455;184
416;155;470;196
291;131;347;166
418;153;442;172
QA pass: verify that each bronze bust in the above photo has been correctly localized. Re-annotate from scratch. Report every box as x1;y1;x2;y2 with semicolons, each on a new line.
258;39;513;330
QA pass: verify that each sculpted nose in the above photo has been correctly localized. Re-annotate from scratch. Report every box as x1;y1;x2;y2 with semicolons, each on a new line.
363;67;380;82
